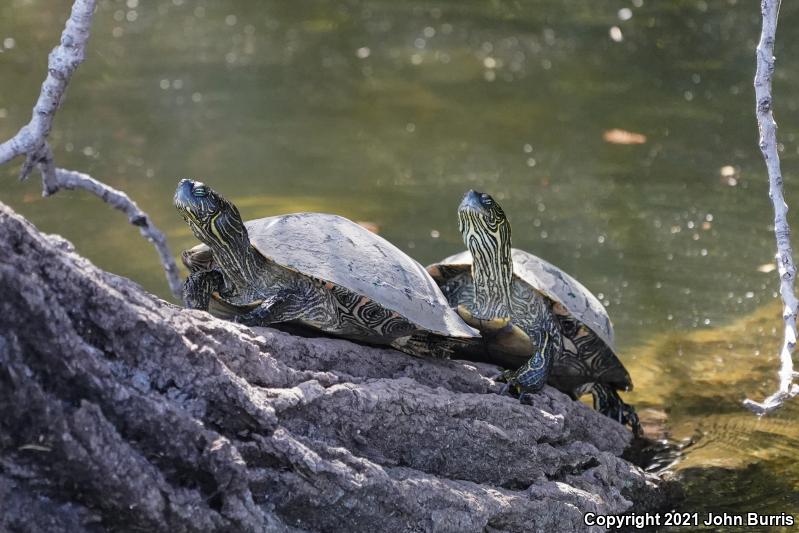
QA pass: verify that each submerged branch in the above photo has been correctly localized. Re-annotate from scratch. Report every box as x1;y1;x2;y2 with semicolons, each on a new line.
743;0;799;415
0;0;183;299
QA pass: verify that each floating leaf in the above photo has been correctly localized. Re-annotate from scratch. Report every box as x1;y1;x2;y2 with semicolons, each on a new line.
602;129;647;145
757;263;777;273
356;221;379;234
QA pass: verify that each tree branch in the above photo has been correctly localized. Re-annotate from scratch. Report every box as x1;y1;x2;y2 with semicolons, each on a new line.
54;165;183;296
0;0;94;178
743;0;799;415
0;0;183;300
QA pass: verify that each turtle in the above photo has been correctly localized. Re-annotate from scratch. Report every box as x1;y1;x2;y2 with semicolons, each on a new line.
427;190;641;436
173;179;539;362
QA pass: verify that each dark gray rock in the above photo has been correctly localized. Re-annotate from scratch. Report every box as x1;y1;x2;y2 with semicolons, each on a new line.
0;201;674;532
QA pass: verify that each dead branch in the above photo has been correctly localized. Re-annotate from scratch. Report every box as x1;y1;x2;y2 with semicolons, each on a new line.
0;0;183;299
743;0;799;415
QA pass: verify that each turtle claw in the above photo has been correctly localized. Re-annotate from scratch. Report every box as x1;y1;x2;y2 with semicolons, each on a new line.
495;369;521;397
495;370;538;403
496;380;538;406
624;407;644;439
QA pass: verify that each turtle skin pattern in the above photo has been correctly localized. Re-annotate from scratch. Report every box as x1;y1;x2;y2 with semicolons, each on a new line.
549;304;632;395
435;267;641;436
182;251;443;357
185;267;419;340
436;268;563;395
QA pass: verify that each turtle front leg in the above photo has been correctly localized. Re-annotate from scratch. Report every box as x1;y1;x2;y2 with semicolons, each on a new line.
592;383;643;437
183;269;224;310
499;331;556;403
457;305;554;400
233;287;306;326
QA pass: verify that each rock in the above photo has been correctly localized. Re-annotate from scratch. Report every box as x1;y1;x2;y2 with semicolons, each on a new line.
0;201;675;532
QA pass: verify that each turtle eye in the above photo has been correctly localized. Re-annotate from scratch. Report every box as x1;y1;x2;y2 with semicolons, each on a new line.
481;194;493;206
193;186;208;197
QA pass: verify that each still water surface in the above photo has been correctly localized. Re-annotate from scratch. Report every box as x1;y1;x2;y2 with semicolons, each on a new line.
1;0;798;528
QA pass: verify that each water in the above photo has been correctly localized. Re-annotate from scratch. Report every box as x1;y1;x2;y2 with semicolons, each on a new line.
1;0;798;528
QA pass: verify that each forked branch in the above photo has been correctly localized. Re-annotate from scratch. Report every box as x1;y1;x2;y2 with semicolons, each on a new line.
0;0;182;299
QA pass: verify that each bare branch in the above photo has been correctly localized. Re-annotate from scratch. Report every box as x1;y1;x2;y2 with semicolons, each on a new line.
0;0;94;181
54;165;183;298
0;0;183;300
743;0;799;415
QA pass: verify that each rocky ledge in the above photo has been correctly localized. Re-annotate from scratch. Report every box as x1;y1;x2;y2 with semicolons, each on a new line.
0;201;675;532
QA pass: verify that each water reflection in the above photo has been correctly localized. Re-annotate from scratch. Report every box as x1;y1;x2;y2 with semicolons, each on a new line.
629;301;799;525
1;0;798;519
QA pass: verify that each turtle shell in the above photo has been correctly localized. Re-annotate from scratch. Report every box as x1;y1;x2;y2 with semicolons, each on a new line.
429;248;616;352
234;213;478;339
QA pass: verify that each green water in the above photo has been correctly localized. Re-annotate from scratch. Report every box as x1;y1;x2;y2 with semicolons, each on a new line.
1;0;798;528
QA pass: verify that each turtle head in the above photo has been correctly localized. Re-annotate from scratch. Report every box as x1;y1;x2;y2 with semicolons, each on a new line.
458;189;512;267
174;179;248;254
457;190;513;319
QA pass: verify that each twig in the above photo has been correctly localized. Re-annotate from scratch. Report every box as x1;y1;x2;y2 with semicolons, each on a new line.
743;0;799;415
0;0;183;300
55;165;182;296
